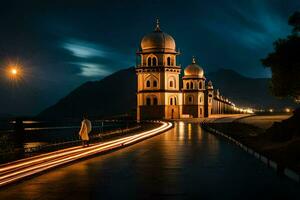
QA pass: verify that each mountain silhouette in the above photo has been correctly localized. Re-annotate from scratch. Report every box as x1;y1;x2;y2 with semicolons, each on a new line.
207;68;295;109
38;67;137;119
38;67;295;119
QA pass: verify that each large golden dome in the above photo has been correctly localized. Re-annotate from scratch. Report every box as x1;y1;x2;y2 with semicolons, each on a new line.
140;20;176;53
184;57;204;78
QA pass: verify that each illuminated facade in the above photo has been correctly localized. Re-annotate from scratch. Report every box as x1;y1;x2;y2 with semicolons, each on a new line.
136;21;236;120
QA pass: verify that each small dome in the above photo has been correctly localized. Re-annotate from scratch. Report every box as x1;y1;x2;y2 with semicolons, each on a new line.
184;57;204;78
207;80;213;89
140;20;176;53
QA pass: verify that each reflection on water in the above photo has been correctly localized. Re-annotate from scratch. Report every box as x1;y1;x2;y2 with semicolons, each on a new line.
178;121;185;141
176;122;205;144
24;142;48;149
21;121;40;124
0;121;299;199
10;120;40;124
197;125;203;140
206;131;220;155
188;123;192;140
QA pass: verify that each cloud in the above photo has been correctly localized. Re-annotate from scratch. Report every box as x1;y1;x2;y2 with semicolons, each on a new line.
72;62;111;77
62;39;108;58
202;1;291;50
61;38;133;77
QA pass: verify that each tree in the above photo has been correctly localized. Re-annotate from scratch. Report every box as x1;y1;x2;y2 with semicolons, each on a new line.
261;11;300;103
288;11;300;33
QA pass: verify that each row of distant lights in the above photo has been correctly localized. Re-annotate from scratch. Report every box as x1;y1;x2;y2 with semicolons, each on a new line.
251;108;292;113
268;108;292;113
233;106;254;114
224;99;254;115
232;106;292;114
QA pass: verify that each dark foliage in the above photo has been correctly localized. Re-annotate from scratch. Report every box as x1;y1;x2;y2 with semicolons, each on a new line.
265;108;300;142
262;11;300;101
288;11;300;33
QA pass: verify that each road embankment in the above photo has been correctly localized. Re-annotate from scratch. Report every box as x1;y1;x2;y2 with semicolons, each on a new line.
201;118;300;183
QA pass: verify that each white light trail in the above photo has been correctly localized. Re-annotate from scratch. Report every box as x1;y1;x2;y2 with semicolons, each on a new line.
0;121;172;187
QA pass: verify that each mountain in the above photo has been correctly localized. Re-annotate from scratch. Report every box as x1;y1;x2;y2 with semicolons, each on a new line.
38;67;296;119
38;67;137;119
207;68;295;109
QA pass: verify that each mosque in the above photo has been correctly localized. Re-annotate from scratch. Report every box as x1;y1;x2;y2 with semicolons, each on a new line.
136;20;238;121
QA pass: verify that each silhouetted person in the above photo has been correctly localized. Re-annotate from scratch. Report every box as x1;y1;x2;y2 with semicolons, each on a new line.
79;114;92;147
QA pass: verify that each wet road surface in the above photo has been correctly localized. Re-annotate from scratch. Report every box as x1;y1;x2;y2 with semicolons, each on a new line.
0;122;299;199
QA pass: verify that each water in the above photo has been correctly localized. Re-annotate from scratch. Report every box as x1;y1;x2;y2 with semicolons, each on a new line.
0;122;299;199
0;119;131;158
0;120;129;144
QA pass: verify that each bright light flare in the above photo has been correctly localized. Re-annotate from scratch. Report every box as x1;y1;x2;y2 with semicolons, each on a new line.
11;68;17;75
7;65;22;80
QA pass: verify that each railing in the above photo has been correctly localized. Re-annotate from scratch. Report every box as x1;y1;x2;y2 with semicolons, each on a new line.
0;120;138;161
24;125;141;153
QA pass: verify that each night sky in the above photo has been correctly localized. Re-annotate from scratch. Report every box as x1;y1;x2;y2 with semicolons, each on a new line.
0;0;299;115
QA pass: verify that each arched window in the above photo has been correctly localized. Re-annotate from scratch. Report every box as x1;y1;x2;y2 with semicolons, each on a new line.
167;57;171;66
191;82;194;89
153;80;157;87
153;97;158;105
170;98;173;105
199;82;202;89
147;57;151;66
152;57;157;66
170;81;173;88
146;97;151;106
199;97;202;103
188;96;193;103
200;108;202;115
174;97;177;105
146;80;151;87
186;82;190;89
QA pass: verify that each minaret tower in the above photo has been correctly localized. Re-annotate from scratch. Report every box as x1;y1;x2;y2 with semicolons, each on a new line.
136;19;182;121
204;80;214;117
182;57;206;118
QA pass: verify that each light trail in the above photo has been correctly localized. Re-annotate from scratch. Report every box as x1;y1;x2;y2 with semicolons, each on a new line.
0;122;168;173
0;121;172;187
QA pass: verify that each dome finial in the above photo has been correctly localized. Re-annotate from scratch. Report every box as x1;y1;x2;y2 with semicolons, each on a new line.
155;18;161;31
192;56;196;64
